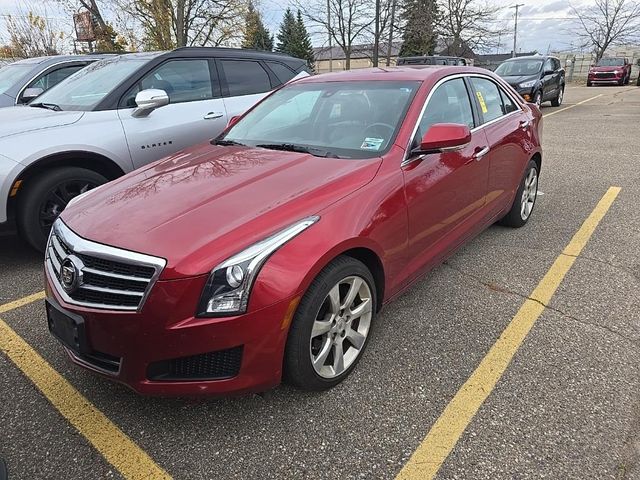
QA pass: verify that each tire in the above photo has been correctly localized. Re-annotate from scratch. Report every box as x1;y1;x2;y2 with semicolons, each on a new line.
499;159;539;228
624;74;630;85
587;81;592;87
551;86;564;107
17;167;107;251
284;256;377;391
533;90;543;108
637;76;640;87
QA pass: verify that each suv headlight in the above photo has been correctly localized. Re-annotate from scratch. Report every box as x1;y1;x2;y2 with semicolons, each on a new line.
197;216;319;317
519;80;537;89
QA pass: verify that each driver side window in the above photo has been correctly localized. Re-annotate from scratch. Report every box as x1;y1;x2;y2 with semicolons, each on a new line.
417;78;475;139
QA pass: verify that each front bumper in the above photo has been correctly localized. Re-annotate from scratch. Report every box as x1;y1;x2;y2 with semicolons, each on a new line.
45;267;297;396
588;74;623;84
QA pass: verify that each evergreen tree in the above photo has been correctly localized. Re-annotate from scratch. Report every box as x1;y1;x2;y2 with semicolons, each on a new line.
296;10;315;71
399;0;438;57
241;3;273;51
275;9;315;71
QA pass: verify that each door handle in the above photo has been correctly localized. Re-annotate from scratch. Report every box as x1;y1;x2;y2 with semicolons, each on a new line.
520;119;531;130
204;112;224;120
473;146;490;161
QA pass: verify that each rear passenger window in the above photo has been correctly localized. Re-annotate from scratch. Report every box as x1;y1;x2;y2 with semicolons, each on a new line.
221;60;271;97
266;61;296;85
418;78;474;138
470;77;505;124
500;89;519;114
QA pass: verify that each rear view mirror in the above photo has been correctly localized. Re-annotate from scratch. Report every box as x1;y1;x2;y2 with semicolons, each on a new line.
228;115;242;128
22;87;44;102
132;89;169;118
417;123;471;153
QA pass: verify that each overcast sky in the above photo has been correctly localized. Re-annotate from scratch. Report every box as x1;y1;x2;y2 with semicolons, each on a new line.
0;0;590;55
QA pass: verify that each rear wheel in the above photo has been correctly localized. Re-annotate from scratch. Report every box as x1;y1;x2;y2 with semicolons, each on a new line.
551;86;564;107
499;159;539;228
284;256;376;391
17;167;107;251
587;81;592;87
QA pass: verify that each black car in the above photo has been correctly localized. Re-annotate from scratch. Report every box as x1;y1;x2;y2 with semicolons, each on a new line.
495;55;565;107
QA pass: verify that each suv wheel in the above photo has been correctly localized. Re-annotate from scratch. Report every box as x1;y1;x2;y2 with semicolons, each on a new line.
17;167;107;251
533;91;543;108
551;87;564;107
284;256;376;391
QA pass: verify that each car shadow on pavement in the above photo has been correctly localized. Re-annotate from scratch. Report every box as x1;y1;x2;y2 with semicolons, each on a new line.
0;234;41;265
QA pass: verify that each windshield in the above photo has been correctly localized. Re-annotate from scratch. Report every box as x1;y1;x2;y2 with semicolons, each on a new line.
34;57;147;111
596;58;624;67
221;81;419;159
495;59;543;76
0;64;30;95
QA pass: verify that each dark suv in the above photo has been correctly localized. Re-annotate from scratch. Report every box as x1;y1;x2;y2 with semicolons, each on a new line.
397;56;467;67
495;55;565;107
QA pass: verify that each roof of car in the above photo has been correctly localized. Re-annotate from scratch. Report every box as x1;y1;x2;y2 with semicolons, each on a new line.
299;66;490;82
502;55;557;62
166;46;306;62
12;54;115;65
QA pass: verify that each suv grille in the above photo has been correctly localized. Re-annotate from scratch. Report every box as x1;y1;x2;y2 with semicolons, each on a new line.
46;220;166;311
595;72;615;79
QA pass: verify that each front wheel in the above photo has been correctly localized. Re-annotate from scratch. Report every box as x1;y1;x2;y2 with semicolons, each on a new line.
533;91;543;108
551;87;564;107
284;256;376;391
17;167;107;251
499;160;539;228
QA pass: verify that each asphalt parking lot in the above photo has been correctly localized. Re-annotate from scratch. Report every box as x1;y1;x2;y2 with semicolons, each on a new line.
1;84;639;479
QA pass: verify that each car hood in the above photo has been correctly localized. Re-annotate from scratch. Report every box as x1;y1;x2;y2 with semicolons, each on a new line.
0;93;14;108
61;142;382;279
0;106;84;139
500;74;538;86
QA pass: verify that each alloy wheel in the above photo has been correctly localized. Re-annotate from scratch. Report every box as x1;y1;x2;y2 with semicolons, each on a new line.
520;168;538;221
535;92;542;107
39;180;97;233
309;275;373;379
557;89;563;105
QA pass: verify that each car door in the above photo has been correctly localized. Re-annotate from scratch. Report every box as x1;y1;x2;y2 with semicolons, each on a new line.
402;76;490;276
118;58;228;169
468;76;532;218
17;62;90;104
217;59;277;120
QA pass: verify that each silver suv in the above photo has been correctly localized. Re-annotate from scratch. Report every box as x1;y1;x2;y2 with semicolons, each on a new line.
0;54;111;108
0;47;309;250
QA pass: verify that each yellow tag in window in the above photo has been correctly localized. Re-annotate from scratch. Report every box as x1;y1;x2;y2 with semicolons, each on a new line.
476;91;488;114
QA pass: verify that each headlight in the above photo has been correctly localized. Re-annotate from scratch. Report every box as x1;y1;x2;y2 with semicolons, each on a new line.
197;216;319;317
519;80;537;89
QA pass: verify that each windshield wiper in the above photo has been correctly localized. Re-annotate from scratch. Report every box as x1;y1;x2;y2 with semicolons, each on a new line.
30;102;62;111
211;138;246;146
256;143;339;158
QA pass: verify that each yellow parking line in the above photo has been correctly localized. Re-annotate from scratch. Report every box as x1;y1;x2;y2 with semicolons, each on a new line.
543;94;603;118
0;291;45;314
396;186;621;480
0;294;171;479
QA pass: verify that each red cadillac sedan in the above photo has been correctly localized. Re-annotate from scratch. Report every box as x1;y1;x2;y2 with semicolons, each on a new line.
44;66;542;396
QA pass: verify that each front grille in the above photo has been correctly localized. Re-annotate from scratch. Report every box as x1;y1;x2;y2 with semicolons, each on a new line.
68;348;122;374
147;346;243;381
46;220;166;311
595;72;616;79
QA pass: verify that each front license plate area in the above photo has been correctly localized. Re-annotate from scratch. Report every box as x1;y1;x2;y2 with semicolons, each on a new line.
46;300;88;354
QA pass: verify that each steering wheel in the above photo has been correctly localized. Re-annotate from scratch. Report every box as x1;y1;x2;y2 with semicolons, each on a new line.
363;122;395;139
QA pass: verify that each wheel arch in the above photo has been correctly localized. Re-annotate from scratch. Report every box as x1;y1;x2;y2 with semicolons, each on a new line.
6;151;125;219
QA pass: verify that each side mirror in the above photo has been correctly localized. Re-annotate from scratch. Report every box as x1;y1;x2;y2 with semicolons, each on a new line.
227;115;242;128
132;89;169;118
544;68;555;75
417;123;471;153
21;87;44;102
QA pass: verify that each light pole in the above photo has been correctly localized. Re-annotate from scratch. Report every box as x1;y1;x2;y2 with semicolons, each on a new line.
327;0;333;72
511;3;524;58
373;0;381;67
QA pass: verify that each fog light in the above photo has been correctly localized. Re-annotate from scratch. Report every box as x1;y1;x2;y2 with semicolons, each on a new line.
523;94;531;101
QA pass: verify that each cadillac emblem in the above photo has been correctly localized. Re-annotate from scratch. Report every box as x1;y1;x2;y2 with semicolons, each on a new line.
59;256;82;293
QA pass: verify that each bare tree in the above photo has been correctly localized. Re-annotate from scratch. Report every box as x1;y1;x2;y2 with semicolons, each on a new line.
114;0;246;49
299;0;374;70
439;0;505;56
1;3;65;57
571;0;640;62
